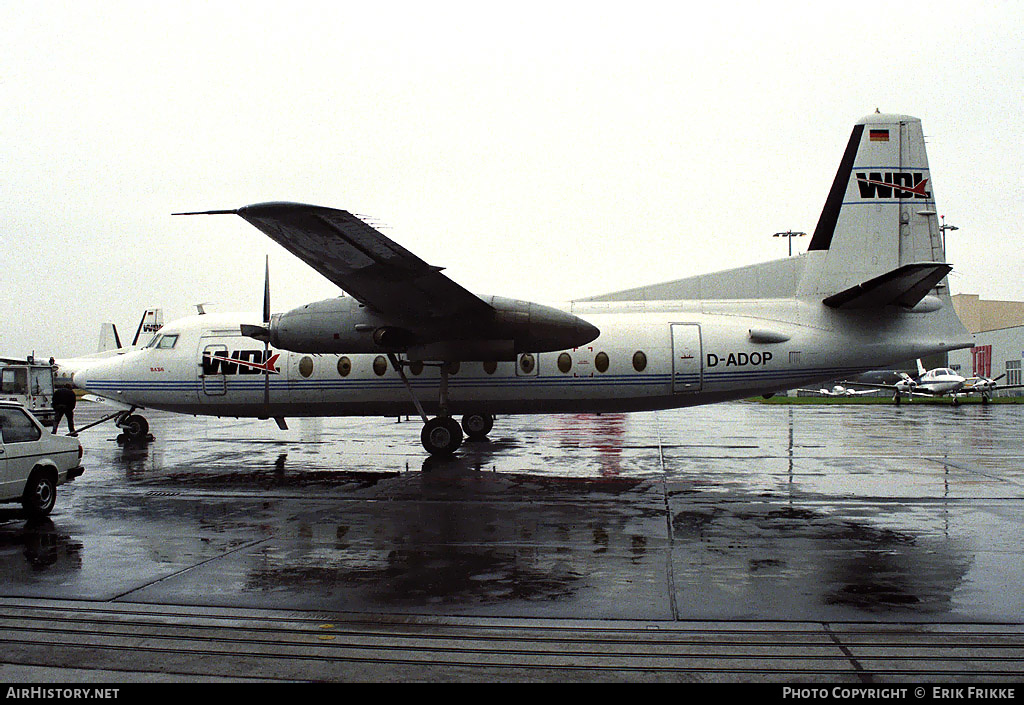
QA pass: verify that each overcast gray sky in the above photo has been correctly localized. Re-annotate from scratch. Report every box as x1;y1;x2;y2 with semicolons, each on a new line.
2;1;1021;357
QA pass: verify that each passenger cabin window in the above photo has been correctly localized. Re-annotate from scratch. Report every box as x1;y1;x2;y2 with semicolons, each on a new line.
557;353;572;374
0;407;41;443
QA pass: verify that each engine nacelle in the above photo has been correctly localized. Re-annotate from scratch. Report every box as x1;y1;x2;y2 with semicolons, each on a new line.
249;295;599;359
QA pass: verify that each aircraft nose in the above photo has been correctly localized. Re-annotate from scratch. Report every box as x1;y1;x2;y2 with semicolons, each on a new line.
71;356;124;394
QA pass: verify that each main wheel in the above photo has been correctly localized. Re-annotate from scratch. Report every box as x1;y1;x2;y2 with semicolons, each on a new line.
421;417;463;456
461;413;494;440
22;471;57;518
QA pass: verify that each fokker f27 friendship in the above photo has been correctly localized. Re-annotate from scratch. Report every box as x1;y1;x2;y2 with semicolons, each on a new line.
67;113;973;455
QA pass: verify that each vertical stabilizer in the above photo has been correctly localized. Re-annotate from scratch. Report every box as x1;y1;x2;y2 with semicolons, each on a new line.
97;323;122;353
131;308;164;347
802;113;947;298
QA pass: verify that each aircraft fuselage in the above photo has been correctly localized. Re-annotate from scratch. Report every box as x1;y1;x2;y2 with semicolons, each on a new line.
71;298;958;419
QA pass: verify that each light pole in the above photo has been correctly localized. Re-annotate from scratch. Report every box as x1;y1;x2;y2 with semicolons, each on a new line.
939;215;958;256
773;230;806;257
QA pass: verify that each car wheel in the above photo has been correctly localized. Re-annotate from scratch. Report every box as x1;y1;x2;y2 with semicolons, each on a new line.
22;471;57;518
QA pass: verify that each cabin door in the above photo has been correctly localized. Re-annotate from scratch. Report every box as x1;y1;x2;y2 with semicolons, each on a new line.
200;344;228;396
671;324;703;393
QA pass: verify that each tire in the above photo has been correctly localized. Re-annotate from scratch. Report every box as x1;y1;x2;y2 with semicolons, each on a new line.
121;414;149;440
421;417;463;456
22;471;57;518
461;413;494;440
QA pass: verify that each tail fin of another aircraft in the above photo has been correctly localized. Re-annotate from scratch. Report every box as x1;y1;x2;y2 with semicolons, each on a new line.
97;323;122;353
131;308;164;347
799;112;948;304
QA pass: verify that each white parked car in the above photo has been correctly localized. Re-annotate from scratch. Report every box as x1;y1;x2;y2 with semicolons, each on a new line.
0;401;84;517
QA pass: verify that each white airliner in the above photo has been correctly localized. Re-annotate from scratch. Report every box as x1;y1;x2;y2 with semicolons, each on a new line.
65;112;973;455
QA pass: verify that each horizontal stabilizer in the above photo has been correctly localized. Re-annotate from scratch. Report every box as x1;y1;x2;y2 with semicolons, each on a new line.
822;263;952;310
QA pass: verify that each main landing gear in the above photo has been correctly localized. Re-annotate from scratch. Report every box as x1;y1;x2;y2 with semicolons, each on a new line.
387;354;494;456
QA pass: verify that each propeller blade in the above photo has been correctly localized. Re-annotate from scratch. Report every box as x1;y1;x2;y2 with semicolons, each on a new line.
263;255;271;324
240;324;271;341
261;256;271;410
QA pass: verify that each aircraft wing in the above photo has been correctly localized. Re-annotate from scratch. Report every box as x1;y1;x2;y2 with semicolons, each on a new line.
839;381;895;391
179;202;495;325
963;383;1024;395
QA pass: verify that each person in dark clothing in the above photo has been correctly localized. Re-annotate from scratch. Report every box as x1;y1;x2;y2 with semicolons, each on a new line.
52;384;77;435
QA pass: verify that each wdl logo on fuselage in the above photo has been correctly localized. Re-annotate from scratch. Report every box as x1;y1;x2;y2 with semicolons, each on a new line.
202;350;281;375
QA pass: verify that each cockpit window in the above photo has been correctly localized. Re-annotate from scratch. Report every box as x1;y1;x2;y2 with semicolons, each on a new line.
144;333;178;349
156;334;178;349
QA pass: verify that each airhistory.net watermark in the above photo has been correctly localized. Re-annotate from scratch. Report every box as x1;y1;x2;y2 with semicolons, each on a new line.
5;688;119;700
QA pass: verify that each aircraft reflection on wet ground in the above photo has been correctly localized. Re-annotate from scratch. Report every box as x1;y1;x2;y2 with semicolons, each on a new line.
0;401;1021;629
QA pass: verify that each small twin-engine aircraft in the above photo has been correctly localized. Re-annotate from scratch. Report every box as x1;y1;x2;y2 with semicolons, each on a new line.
796;384;878;398
846;359;1024;405
66;112;973;455
842;359;966;404
960;373;1024;403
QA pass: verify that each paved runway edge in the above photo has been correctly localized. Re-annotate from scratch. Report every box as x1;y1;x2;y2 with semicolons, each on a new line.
0;598;1022;683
